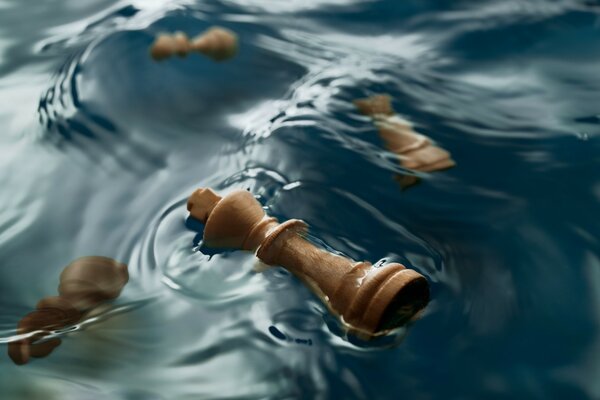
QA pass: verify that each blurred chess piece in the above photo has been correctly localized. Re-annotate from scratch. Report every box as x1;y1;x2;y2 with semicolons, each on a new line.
149;31;190;61
187;188;429;337
58;256;128;312
7;257;128;365
150;27;238;62
354;94;455;188
190;27;239;61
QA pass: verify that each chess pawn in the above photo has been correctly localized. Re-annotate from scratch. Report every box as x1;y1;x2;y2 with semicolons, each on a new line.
187;188;429;336
58;256;129;312
190;27;238;61
354;94;455;187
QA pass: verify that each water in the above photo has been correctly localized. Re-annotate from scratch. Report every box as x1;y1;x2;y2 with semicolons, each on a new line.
1;0;599;398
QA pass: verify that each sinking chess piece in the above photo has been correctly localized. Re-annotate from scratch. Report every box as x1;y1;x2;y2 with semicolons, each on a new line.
187;188;429;336
58;256;129;312
354;94;455;188
8;299;81;365
8;256;128;365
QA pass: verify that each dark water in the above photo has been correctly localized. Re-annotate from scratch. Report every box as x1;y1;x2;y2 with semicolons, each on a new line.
1;0;600;398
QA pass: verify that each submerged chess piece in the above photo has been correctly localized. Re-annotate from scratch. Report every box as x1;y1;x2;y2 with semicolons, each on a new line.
187;188;429;336
150;27;238;62
8;257;128;365
58;256;129;312
354;94;455;188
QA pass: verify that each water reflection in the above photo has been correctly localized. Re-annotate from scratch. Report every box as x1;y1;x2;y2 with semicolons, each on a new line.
7;256;128;365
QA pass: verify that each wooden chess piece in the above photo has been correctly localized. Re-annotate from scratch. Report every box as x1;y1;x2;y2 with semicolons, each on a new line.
354;94;455;188
8;299;81;365
190;27;238;61
8;257;128;365
150;33;183;61
150;27;238;62
149;34;170;60
187;188;429;336
58;256;129;312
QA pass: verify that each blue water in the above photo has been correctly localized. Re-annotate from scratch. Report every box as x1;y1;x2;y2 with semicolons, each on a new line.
1;0;600;398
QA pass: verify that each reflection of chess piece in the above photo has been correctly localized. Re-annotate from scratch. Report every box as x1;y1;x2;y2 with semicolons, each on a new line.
354;94;455;188
150;27;238;62
7;257;128;365
188;188;429;336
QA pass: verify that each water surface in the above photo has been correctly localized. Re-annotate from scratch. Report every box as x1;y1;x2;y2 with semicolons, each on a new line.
1;0;599;399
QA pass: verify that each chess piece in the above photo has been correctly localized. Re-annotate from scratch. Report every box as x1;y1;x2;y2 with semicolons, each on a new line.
58;256;129;311
150;34;177;61
171;31;191;57
8;257;128;365
187;188;429;336
8;300;81;365
150;27;238;62
190;27;238;61
354;94;455;188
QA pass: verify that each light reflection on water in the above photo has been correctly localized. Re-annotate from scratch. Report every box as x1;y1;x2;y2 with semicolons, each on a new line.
0;0;599;398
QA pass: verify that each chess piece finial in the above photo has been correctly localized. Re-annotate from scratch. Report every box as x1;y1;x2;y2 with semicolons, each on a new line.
187;188;429;336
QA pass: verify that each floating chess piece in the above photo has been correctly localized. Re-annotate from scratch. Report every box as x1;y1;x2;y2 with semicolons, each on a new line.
150;27;238;62
354;94;455;188
7;257;128;365
187;188;429;336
